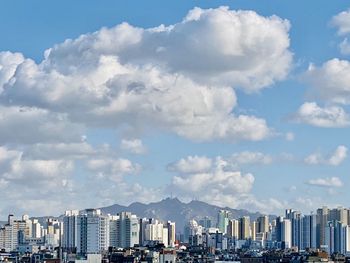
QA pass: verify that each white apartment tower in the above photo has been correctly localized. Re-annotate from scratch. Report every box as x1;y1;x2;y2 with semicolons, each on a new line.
0;214;28;252
76;209;109;255
282;219;292;249
115;212;139;248
145;220;168;246
32;219;42;238
109;212;140;248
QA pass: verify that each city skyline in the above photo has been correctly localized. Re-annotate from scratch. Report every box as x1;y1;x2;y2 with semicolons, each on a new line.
3;204;350;261
3;203;350;253
1;0;350;217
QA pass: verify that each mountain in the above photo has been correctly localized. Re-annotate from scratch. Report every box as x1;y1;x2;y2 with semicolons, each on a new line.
0;198;272;232
100;198;269;232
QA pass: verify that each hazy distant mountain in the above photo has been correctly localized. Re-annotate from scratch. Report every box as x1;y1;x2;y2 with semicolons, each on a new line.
0;198;271;231
100;198;269;232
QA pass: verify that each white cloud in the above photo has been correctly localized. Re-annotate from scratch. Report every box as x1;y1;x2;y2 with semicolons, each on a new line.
328;145;348;165
0;6;297;215
39;7;292;92
288;185;297;192
23;142;99;160
93;181;163;208
235;196;286;214
169;152;272;176
294;197;319;211
304;145;347;166
0;146;19;161
13;200;71;217
0;144;155;216
168;155;213;173
122;7;293;92
304;59;350;105
293;102;350;128
339;38;350;55
230;151;273;165
172;168;254;195
166;150;349;213
331;9;350;55
285;132;295;141
307;177;343;188
0;51;270;142
170;157;255;208
0;6;293;142
304;153;323;165
0;106;85;144
0;146;74;192
280;152;296;162
0;52;24;92
5;159;73;182
331;9;350;36
120;138;146;154
87;158;141;182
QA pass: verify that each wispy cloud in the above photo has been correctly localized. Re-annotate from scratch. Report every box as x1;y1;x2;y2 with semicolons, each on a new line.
307;177;343;188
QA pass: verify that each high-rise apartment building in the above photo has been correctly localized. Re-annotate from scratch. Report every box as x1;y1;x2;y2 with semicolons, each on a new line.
286;209;302;248
217;210;230;235
114;212;139;248
32;219;42;238
62;210;79;252
329;207;348;226
76;209;109;255
22;215;32;238
275;216;283;242
184;220;202;243
144;220;168;246
325;220;340;255
250;221;257;241
227;219;239;239
281;219;292;249
301;214;317;250
167;221;176;247
325;220;350;255
316;206;329;248
0;214;28;252
109;215;119;248
341;225;350;254
239;217;250;240
199;216;212;229
257;215;269;234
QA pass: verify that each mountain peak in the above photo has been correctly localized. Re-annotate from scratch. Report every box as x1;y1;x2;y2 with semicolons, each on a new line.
161;197;182;204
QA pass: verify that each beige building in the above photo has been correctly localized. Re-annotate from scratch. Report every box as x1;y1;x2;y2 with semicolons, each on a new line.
239;216;250;240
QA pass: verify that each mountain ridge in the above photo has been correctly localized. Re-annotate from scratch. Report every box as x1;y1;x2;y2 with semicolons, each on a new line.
0;199;273;232
100;197;271;232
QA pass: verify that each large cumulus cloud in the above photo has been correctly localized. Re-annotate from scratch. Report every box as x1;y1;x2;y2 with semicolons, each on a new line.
0;143;156;216
0;6;295;215
304;59;350;105
168;155;285;213
0;6;293;142
294;59;350;128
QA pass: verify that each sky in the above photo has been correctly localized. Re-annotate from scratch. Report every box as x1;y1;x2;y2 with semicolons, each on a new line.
1;0;350;218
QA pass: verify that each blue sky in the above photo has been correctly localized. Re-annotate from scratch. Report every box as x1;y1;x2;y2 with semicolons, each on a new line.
0;0;350;217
